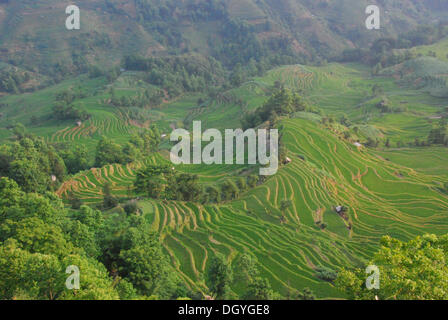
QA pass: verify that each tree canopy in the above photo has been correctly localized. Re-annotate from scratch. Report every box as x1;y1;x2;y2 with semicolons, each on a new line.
336;234;448;300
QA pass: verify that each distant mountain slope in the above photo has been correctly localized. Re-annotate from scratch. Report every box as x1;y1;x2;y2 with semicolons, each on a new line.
0;0;447;77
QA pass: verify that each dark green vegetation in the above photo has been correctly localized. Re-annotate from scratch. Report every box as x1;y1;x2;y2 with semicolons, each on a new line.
1;0;448;300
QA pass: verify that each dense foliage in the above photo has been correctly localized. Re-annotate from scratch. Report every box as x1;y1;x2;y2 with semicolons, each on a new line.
336;234;448;300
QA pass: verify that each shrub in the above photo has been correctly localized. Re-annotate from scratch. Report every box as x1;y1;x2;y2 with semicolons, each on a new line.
315;266;337;282
124;200;139;215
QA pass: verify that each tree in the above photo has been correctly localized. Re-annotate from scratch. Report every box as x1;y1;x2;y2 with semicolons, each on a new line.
102;182;118;209
0;136;66;193
280;199;293;211
315;266;337;282
234;253;259;285
243;277;274;300
173;173;202;201
0;178;65;225
221;180;239;201
71;205;104;230
242;88;309;129
0;240;64;300
124;200;139;215
0;239;119;300
98;214;181;298
336;234;448;300
60;145;89;174
0;217;73;258
64;220;100;258
207;254;233;299
296;287;316;300
119;245;169;294
206;185;221;203
60;254;120;300
134;165;173;199
129;126;161;156
95;137;124;167
247;175;259;188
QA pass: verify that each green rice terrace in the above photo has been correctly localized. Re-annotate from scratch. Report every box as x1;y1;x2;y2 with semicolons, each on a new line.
54;116;448;298
1;60;448;299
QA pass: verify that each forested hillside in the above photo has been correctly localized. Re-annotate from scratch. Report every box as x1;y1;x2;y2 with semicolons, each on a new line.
1;0;447;80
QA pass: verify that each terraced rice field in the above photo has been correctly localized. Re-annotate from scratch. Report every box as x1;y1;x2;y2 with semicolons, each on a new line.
57;151;245;204
58;117;448;297
48;110;135;143
57;161;145;204
257;65;318;92
48;62;448;298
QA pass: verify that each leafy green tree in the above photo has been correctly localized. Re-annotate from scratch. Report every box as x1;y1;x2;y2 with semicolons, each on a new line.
207;254;233;299
59;254;120;300
280;199;293;211
234;253;259;285
0;240;64;300
95;136;124;167
69;194;83;210
243;277;274;300
205;185;221;203
0;137;66;193
247;175;259;188
102;182;118;209
119;245;169;294
221;180;239;201
98;214;180;298
0;239;119;300
115;278;138;300
0;217;73;258
315;266;337;282
173;173;202;201
336;234;448;300
124;200;139;215
0;178;66;225
296;287;316;300
71;205;104;230
64;220;100;258
59;145;89;174
134;165;172;199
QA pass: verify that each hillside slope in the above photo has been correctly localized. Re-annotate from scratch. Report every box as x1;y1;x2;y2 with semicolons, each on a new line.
0;0;447;77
